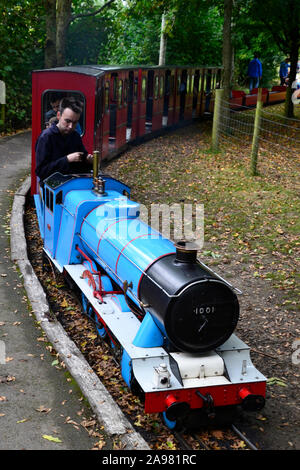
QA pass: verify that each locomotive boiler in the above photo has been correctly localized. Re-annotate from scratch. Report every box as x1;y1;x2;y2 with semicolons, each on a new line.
34;155;266;430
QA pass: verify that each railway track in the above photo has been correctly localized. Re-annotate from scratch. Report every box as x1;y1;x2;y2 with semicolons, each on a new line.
175;424;259;450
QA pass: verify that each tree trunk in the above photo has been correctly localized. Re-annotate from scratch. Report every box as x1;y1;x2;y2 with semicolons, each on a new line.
222;0;233;103
56;0;72;67
44;0;57;68
222;0;233;133
159;13;167;66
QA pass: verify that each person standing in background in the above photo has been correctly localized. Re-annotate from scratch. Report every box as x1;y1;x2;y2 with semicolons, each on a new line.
247;53;263;92
279;58;290;86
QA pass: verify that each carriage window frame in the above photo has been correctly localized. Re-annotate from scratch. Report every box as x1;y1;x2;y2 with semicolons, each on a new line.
141;76;147;102
191;75;195;95
170;75;174;94
124;78;128;106
198;74;203;92
187;75;190;94
211;72;216;90
134;77;138;104
42;89;86;136
105;81;110;113
154;75;159;100
159;76;164;98
177;76;181;95
118;79;123;108
169;74;175;106
112;75;118;101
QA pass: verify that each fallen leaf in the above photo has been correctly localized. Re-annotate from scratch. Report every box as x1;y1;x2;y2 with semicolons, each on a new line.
211;430;224;439
36;405;51;413
93;439;106;450
42;434;62;443
267;377;287;387
231;440;247;449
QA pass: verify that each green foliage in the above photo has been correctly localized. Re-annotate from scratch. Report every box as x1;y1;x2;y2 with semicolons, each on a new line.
1;0;298;132
167;4;223;65
232;8;284;89
99;11;162;64
67;15;109;65
0;0;44;131
99;0;223;66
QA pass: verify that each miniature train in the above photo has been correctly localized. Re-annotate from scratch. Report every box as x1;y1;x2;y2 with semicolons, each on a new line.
32;65;268;430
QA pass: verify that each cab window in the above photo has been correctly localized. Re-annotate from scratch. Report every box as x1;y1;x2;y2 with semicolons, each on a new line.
42;90;85;136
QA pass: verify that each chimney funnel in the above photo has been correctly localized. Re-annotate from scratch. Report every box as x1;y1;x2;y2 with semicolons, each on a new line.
174;240;199;264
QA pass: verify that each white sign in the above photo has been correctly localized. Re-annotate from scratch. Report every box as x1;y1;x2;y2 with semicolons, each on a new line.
0;81;6;105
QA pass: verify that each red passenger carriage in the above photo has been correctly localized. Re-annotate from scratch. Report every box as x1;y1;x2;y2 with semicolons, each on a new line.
31;64;286;196
31;64;222;195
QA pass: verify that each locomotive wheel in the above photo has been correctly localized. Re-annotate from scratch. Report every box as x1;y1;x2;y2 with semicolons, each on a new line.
81;293;107;338
161;405;240;431
42;251;56;279
80;294;121;357
81;292;91;315
161;412;183;431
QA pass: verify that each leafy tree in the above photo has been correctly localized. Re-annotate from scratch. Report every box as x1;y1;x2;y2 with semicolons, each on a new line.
252;0;300;117
44;0;117;67
99;0;223;65
166;2;223;65
98;7;162;64
0;0;44;130
233;0;300;116
66;14;109;64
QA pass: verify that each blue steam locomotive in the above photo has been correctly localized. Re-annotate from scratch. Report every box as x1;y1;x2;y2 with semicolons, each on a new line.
34;153;266;430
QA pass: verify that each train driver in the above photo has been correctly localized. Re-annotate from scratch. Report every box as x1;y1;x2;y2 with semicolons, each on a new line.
35;97;93;182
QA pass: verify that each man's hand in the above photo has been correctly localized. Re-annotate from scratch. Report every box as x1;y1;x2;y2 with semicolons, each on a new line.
67;152;84;162
86;154;93;164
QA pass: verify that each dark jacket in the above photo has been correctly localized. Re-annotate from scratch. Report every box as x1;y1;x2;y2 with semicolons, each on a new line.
247;58;262;78
279;61;289;78
35;123;90;181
